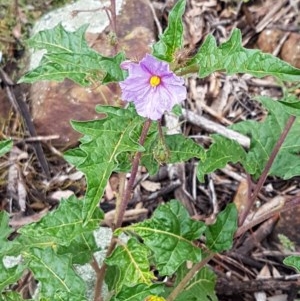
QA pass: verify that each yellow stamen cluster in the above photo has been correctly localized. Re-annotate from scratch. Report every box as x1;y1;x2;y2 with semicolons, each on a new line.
150;75;161;87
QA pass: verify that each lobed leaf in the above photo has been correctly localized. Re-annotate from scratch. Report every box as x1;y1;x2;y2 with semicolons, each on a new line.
1;197;102;257
57;231;99;265
51;290;89;301
105;265;120;293
152;0;186;62
197;134;249;182
118;200;206;275
105;238;155;292
0;211;13;247
110;283;164;301
0;212;17;257
175;267;217;301
142;133;205;175
283;255;300;272
23;247;86;299
205;203;238;252
231;96;300;180
18;196;102;246
2;234;56;258
19;23;125;85
0;139;12;157
185;29;300;81
0;260;25;293
0;291;31;301
166;134;205;162
64;105;146;222
278;94;300;116
26;23;90;53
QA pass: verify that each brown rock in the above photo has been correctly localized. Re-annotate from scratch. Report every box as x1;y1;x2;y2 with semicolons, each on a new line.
272;204;300;251
280;33;300;69
256;29;284;54
30;81;121;149
31;0;155;148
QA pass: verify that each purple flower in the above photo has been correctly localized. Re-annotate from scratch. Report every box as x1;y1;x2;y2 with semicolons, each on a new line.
119;54;187;120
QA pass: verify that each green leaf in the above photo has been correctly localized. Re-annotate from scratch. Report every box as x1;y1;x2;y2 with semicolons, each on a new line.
19;196;102;246
118;200;206;276
166;134;206;163
279;94;300;116
197;135;249;182
0;291;32;301
205;203;237;252
64;106;145;222
57;231;99;265
110;284;164;301
1;235;54;258
175;267;217;301
1;197;102;257
105;238;155;292
0;212;16;257
172;104;182;116
142;133;205;175
23;247;86;298
152;0;186;62
186;28;300;81
27;23;90;52
105;265;120;292
19;23;125;85
283;255;300;272
50;290;89;301
0;140;12;157
231;96;300;180
0;212;13;247
0;260;25;293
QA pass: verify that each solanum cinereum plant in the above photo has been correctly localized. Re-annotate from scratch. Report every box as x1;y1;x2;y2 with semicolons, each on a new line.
1;0;300;300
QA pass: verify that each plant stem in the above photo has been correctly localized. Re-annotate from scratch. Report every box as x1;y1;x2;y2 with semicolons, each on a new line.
93;119;152;301
114;119;152;229
166;252;215;301
238;115;296;226
157;119;165;142
91;256;101;273
110;0;117;33
94;237;117;301
109;0;118;55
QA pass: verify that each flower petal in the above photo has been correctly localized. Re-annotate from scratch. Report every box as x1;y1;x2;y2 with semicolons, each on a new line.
161;82;187;103
119;54;187;120
140;54;171;76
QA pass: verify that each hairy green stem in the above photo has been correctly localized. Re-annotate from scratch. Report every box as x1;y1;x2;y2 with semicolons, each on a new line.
94;119;152;301
167;252;215;301
238;115;296;226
